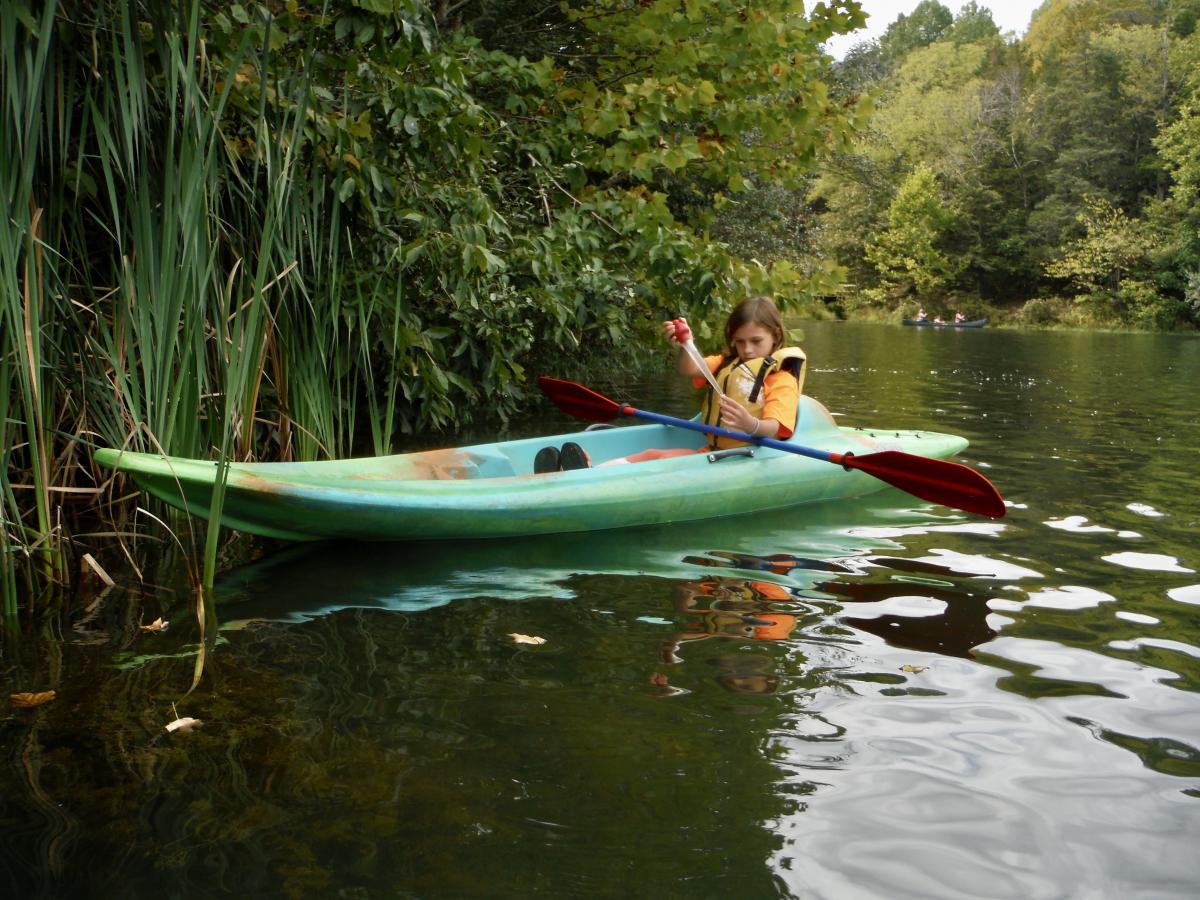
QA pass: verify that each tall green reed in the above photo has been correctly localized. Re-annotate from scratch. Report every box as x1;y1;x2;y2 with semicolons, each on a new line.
1;0;67;607
2;0;416;614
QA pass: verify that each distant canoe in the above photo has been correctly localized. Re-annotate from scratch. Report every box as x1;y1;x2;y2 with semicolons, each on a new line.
902;318;988;328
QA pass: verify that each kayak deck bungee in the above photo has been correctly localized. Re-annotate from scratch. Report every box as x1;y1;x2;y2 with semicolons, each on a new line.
93;396;971;541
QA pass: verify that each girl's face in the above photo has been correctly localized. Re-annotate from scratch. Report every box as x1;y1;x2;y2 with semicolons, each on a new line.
730;322;777;361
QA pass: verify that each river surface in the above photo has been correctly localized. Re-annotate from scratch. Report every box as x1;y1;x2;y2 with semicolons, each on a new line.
3;323;1198;898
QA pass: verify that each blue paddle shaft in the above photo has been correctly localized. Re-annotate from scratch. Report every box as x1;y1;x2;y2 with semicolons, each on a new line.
622;405;841;465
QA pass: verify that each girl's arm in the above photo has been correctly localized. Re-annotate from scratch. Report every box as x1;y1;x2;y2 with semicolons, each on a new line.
717;372;798;440
717;394;781;439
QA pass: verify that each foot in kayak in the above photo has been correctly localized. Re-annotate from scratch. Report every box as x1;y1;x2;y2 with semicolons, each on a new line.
559;442;592;470
533;446;560;474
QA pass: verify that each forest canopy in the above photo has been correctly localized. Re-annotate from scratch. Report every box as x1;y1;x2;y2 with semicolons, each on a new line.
812;0;1200;327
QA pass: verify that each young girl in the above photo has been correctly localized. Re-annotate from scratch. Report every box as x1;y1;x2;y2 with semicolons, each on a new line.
535;296;805;470
666;296;807;450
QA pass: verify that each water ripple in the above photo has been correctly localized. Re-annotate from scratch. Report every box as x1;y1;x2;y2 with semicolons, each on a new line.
1167;584;1200;605
1102;552;1194;573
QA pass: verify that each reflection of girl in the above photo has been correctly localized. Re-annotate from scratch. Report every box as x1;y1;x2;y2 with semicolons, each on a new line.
661;578;798;657
654;578;799;695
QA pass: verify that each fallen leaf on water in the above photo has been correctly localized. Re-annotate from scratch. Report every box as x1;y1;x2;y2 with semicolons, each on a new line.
139;617;169;633
650;672;670;687
900;664;928;674
11;691;56;708
509;633;546;645
164;717;202;733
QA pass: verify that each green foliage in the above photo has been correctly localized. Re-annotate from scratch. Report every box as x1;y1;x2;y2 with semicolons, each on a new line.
1018;297;1066;326
945;2;1001;43
1118;279;1184;328
1157;101;1200;208
1044;196;1155;296
864;165;963;301
878;1;953;64
1024;0;1160;70
1185;269;1200;316
817;0;1200;324
2;0;869;602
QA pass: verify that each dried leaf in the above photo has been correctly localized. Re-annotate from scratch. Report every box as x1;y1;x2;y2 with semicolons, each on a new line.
11;691;56;708
164;716;202;733
139;617;169;633
900;664;928;674
509;633;546;645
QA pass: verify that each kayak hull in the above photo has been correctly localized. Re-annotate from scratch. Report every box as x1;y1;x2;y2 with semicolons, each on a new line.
93;397;970;541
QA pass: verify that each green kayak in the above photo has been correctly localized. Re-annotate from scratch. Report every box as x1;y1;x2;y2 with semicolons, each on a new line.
93;396;970;541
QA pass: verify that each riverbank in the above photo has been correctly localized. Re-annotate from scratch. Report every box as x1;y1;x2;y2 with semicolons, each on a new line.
824;295;1199;332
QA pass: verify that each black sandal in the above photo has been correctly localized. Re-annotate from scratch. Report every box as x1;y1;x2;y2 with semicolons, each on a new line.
558;441;591;470
533;446;561;474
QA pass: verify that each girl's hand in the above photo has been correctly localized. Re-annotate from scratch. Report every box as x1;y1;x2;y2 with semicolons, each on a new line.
663;317;693;344
718;395;754;432
718;395;778;439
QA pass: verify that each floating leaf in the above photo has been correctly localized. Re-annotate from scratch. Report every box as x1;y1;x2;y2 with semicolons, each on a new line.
139;617;169;633
900;664;928;674
11;691;56;708
164;716;202;733
509;633;546;645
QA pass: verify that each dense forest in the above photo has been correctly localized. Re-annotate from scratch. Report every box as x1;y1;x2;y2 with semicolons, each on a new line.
2;0;1198;602
799;0;1200;328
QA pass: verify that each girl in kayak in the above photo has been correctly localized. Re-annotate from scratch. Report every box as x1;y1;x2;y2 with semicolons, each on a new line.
534;296;805;470
665;296;806;450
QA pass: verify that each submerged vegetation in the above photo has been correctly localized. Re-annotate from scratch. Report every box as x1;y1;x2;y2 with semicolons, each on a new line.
1;0;865;607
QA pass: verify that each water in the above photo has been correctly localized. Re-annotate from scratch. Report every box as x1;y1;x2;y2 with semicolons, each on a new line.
3;323;1198;898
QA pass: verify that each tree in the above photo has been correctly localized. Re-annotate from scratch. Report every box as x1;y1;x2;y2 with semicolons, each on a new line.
865;165;963;301
1024;0;1160;71
946;2;1001;44
1044;196;1153;293
878;0;953;64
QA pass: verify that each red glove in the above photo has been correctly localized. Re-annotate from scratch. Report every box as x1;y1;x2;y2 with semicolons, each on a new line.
664;317;693;344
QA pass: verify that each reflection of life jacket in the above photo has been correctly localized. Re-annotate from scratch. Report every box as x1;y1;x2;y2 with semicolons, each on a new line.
693;579;793;603
683;610;796;640
684;580;797;640
700;347;807;448
752;613;796;640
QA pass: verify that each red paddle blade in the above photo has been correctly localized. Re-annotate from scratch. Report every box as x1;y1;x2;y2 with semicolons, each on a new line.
538;376;622;423
846;451;1007;518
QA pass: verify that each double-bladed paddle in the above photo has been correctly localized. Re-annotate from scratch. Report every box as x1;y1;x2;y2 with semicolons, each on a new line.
537;376;1006;518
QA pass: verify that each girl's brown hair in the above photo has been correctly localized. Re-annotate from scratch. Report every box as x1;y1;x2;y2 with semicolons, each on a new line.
724;296;785;355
